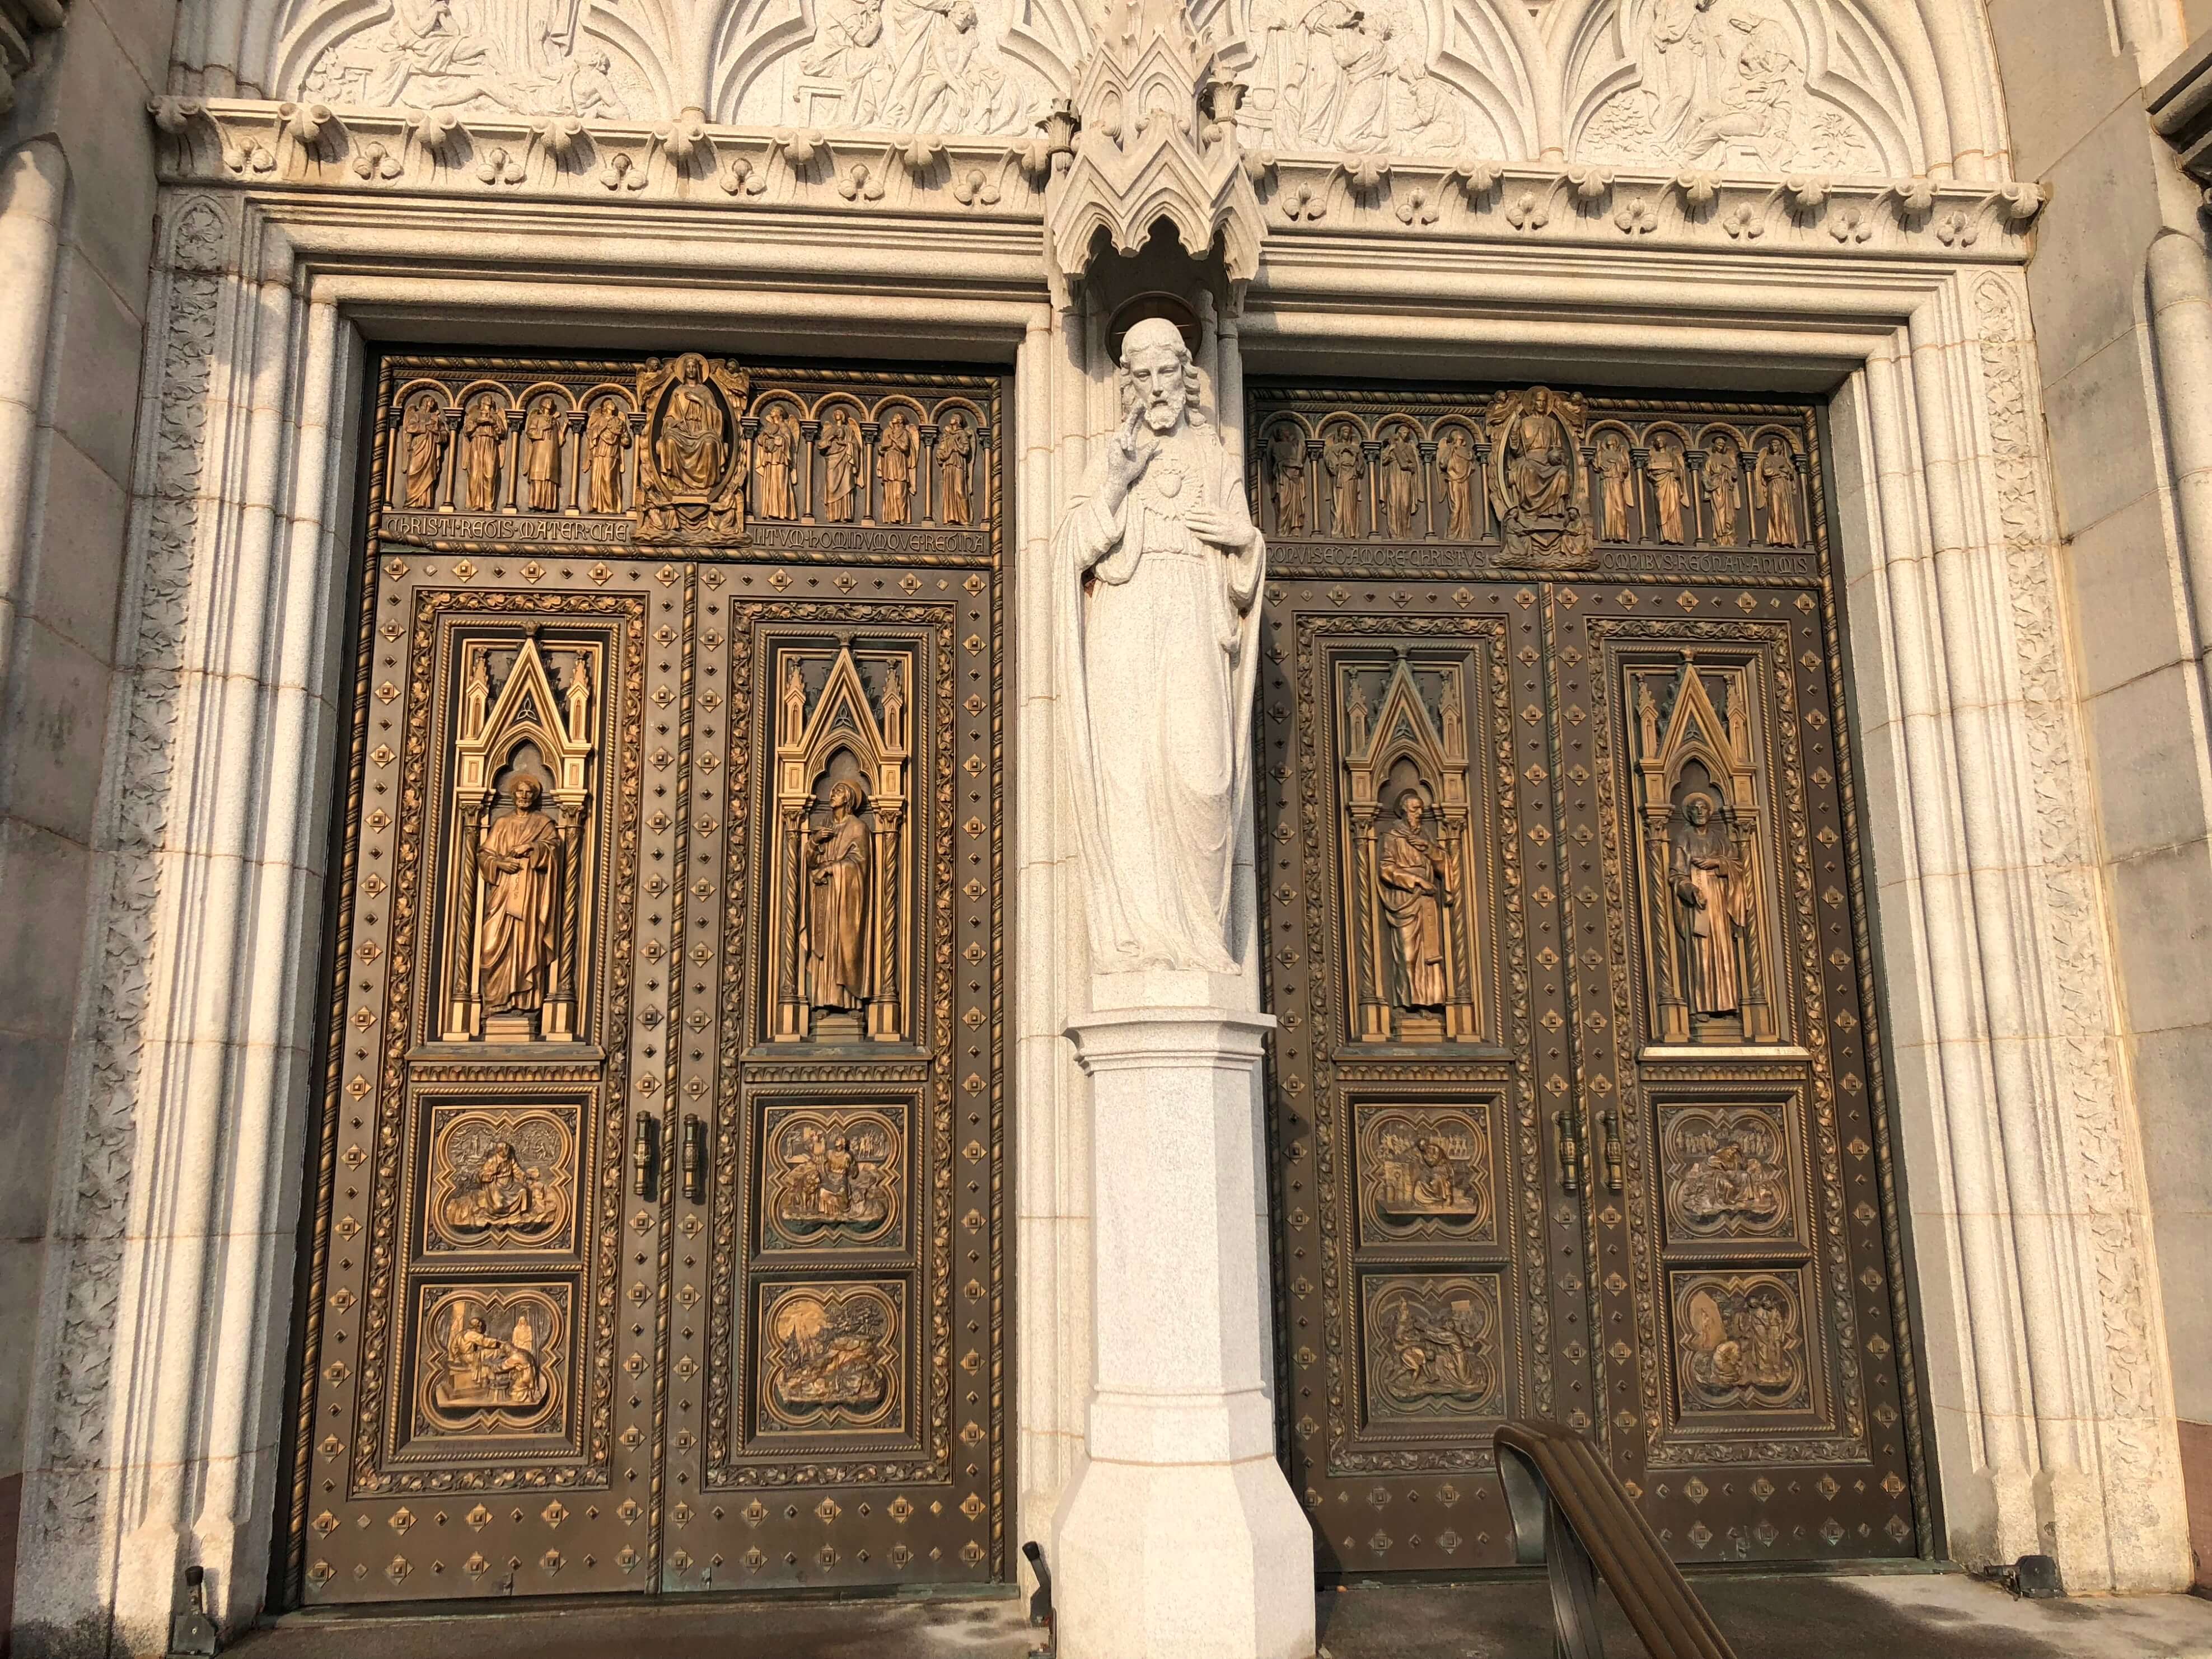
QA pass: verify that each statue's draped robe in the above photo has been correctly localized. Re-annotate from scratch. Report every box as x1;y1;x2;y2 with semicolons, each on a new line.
480;805;560;1011
806;812;871;1007
1056;416;1265;972
1674;821;1752;1013
1378;823;1447;1007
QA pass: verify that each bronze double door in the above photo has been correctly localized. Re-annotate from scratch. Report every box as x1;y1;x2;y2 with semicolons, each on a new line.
1251;385;1928;1574
287;353;1006;1604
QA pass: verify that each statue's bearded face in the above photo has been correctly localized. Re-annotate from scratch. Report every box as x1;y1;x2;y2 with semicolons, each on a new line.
1127;344;1189;434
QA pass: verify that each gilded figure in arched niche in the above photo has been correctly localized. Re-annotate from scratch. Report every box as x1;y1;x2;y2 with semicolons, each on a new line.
1378;789;1455;1011
1670;791;1752;1019
479;776;563;1016
806;778;873;1014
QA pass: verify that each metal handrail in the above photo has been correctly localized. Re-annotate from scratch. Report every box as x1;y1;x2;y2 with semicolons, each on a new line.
1495;1420;1738;1659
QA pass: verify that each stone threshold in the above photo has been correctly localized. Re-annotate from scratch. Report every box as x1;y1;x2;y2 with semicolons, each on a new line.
224;1571;2212;1658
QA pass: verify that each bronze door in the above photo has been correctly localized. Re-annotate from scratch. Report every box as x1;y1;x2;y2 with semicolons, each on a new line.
1251;385;1927;1577
288;353;1006;1604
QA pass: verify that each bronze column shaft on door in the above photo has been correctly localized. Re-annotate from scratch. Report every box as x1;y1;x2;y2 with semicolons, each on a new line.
1251;383;1928;1577
287;353;1007;1605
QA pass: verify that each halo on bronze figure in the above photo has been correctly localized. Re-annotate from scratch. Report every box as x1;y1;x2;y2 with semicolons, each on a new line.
1054;315;1268;976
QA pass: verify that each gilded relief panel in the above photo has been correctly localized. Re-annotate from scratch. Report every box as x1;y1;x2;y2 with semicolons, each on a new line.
756;1279;909;1436
409;1281;574;1444
1667;1267;1820;1418
424;1103;579;1253
1657;1099;1803;1249
1354;1102;1498;1245
1254;382;1924;1576
294;354;1005;1608
760;1104;907;1252
1359;1271;1509;1426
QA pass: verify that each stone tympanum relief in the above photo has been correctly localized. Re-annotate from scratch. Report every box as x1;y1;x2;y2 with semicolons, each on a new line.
1055;316;1265;976
736;0;1049;132
1229;0;1517;156
1567;0;1910;177
293;0;640;115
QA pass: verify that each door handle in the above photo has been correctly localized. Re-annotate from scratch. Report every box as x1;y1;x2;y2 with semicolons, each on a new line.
1599;1109;1624;1194
632;1112;661;1201
684;1113;708;1205
1553;1109;1579;1196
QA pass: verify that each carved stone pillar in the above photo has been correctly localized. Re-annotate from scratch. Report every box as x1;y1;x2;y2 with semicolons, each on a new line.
1057;987;1310;1659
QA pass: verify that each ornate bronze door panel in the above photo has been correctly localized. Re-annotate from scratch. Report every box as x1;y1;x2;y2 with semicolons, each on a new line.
289;354;1006;1604
1251;385;1926;1577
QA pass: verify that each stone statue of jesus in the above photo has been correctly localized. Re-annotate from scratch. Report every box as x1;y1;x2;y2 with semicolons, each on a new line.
1055;317;1266;974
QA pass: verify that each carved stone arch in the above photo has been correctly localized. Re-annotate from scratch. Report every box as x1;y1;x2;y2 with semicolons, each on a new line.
1554;0;1985;180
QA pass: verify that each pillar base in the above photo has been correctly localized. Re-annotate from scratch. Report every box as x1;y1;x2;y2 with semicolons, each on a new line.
1053;1454;1315;1659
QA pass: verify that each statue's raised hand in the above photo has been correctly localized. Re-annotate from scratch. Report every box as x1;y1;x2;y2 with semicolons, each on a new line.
1103;405;1158;510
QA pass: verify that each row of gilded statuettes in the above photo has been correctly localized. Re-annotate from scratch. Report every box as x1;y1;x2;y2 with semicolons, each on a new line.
1255;417;1809;548
385;384;990;527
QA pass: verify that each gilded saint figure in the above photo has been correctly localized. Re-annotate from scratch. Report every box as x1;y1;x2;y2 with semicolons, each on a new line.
819;409;862;522
1648;432;1689;545
463;394;505;512
1594;431;1634;541
1324;427;1363;536
1378;790;1455;1011
1381;424;1421;536
805;780;871;1012
877;411;919;522
657;359;727;491
1706;433;1743;543
1268;423;1307;535
1502;388;1570;518
584;399;629;515
402;392;446;509
938;411;975;525
756;405;800;519
1754;437;1803;546
1671;793;1753;1019
1438;428;1476;540
523;399;562;512
479;777;563;1019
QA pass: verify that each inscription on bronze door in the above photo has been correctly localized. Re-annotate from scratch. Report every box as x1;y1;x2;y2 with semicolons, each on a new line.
288;354;1006;1602
1251;385;1926;1574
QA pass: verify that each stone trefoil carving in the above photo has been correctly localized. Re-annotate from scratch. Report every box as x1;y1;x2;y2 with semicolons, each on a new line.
1055;317;1265;974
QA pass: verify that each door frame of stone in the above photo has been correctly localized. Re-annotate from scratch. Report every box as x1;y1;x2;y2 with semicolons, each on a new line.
11;181;2188;1653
